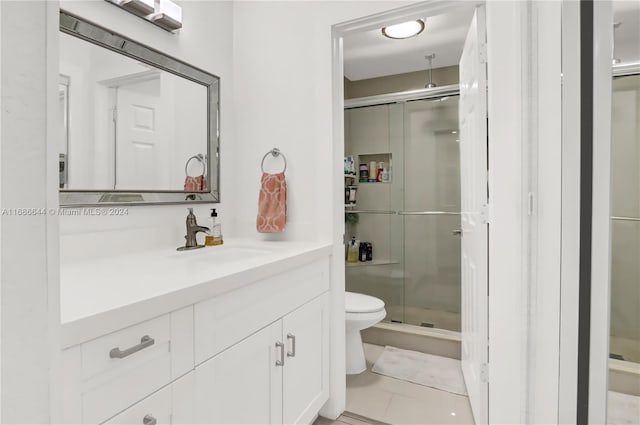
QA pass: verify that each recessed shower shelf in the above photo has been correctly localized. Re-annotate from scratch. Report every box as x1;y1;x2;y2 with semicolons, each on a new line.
345;260;400;268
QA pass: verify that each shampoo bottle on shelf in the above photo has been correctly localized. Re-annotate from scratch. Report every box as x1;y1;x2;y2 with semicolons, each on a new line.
346;237;359;263
209;208;223;246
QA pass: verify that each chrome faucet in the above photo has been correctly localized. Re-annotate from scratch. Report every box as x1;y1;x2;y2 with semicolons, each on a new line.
177;208;209;251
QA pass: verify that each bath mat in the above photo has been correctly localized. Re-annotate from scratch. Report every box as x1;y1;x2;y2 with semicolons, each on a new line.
372;346;468;396
607;391;640;425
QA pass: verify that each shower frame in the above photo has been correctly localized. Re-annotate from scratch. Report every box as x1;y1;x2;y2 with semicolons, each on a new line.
344;84;460;109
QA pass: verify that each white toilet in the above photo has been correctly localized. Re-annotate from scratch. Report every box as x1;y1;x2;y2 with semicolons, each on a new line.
345;291;386;374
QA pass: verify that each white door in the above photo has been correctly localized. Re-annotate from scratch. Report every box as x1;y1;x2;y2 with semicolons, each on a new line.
194;321;283;425
459;5;489;425
115;77;165;190
282;294;330;425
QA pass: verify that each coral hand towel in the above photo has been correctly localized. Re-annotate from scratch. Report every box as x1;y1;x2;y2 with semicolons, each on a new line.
257;172;287;233
184;175;206;191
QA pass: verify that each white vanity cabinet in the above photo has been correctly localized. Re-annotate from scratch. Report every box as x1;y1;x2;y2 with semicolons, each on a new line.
60;253;332;425
194;293;329;425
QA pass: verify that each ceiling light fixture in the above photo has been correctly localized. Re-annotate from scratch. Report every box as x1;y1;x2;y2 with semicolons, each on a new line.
382;19;425;39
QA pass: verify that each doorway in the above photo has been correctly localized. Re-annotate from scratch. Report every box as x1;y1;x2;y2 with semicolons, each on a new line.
335;3;488;423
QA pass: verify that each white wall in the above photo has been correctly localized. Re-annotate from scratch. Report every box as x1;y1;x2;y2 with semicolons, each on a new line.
1;1;61;422
58;0;234;259
231;1;412;243
232;2;414;418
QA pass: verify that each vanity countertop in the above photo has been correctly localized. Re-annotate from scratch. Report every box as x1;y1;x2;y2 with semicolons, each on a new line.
60;239;333;348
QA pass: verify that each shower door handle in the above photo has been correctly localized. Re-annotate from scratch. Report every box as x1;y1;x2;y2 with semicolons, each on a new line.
452;229;462;237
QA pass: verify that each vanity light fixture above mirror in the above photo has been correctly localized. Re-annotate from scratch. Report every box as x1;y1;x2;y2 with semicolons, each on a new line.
106;0;183;32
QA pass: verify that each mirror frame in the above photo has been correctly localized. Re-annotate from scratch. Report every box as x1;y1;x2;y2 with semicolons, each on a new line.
59;10;220;207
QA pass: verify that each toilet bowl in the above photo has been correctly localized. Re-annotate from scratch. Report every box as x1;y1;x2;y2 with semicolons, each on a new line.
345;291;386;374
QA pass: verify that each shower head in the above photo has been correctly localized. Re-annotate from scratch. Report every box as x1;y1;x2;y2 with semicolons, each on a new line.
425;54;437;88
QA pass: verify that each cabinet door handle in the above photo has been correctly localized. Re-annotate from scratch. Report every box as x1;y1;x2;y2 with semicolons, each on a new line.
286;333;296;357
142;414;157;425
275;341;285;366
109;335;155;359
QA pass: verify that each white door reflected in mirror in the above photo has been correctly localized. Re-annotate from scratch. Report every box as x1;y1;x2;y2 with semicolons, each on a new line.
59;31;208;192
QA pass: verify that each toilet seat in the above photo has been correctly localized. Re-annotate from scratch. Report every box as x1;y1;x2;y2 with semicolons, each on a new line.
345;292;385;313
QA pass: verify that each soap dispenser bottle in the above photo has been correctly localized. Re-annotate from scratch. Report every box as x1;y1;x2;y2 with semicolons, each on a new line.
209;208;224;246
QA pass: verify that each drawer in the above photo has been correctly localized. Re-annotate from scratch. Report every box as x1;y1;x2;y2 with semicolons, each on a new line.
81;314;171;382
102;372;195;425
62;307;194;424
103;384;171;425
194;257;329;364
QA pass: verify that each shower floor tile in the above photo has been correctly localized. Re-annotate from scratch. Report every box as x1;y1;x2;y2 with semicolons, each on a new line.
346;343;475;425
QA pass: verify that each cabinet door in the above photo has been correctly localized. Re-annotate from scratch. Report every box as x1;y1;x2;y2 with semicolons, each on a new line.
195;321;283;425
282;294;330;425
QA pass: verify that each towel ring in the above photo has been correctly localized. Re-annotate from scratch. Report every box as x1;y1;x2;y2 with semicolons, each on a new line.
185;154;206;176
261;148;287;173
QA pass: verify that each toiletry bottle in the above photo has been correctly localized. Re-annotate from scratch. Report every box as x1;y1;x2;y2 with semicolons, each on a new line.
377;162;384;182
381;165;390;182
369;161;377;182
359;164;369;182
359;242;367;262
209;208;224;245
347;237;359;263
348;186;357;205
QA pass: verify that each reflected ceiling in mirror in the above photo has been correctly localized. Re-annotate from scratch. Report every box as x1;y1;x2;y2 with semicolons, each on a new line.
59;11;219;206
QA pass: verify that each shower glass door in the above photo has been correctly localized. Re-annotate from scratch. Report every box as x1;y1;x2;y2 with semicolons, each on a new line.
345;104;405;322
344;95;461;331
402;97;461;331
610;73;640;365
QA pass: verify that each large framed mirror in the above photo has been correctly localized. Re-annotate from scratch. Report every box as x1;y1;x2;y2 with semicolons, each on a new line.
58;11;219;206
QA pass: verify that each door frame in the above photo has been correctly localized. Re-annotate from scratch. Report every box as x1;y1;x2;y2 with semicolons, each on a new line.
558;2;613;423
329;1;531;422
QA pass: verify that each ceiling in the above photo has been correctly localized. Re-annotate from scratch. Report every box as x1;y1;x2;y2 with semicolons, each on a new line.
343;4;476;81
344;2;639;82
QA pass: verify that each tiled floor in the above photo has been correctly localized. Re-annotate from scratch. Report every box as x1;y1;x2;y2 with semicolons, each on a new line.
345;343;475;425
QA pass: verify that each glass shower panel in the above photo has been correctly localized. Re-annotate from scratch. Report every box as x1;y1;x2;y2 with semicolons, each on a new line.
610;74;640;364
402;97;461;331
344;104;405;323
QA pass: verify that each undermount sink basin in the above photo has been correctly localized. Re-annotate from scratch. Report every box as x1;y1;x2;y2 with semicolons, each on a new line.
171;245;273;264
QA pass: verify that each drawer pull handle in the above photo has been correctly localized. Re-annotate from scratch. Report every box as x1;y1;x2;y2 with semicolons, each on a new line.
286;333;296;357
275;341;285;367
109;335;155;359
143;414;157;425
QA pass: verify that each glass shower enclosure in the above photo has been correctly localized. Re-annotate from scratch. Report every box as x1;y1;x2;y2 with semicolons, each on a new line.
610;72;640;365
344;88;461;332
